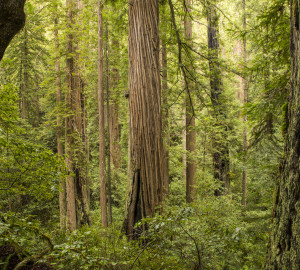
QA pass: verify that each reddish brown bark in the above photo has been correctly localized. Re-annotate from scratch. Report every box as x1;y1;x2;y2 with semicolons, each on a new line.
124;0;169;239
265;1;300;267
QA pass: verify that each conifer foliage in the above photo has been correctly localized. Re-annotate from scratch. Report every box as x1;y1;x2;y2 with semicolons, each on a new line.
0;0;298;269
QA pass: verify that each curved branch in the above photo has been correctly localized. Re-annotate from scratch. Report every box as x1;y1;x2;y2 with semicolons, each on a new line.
0;0;26;60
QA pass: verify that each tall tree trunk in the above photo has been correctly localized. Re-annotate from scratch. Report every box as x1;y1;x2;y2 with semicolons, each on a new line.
15;27;28;209
161;24;169;198
73;0;91;228
110;38;121;170
98;0;107;227
264;0;300;268
184;0;196;203
207;2;230;195
14;26;29;211
182;103;187;184
124;0;169;239
241;0;247;206
54;11;66;230
161;2;169;198
65;0;77;231
65;0;90;230
105;22;112;224
82;91;90;208
20;27;28;120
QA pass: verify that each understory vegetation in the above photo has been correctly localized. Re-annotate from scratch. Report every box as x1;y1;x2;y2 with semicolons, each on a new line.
0;0;291;269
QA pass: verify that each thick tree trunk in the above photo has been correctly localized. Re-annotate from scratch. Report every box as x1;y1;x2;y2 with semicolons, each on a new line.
0;0;26;61
54;12;66;230
207;2;230;195
184;0;196;203
74;84;91;227
73;0;90;228
124;0;168;239
264;0;300;268
98;0;108;228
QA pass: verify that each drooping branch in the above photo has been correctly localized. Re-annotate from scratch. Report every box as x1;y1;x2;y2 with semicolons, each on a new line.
167;0;195;117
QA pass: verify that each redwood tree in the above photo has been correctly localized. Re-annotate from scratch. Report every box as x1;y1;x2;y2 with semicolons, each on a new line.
265;0;300;268
207;1;230;195
54;8;66;229
65;0;90;231
241;0;248;206
98;0;108;227
65;0;77;231
184;0;196;203
124;0;169;239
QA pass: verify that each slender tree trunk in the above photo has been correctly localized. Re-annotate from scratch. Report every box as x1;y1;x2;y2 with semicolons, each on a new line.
241;0;247;206
184;0;197;203
207;2;230;195
182;102;187;184
33;95;40;127
105;22;112;224
82;91;90;208
203;129;206;177
110;38;121;170
98;0;107;227
54;12;66;230
264;1;300;268
16;27;29;209
124;0;168;239
65;0;77;231
21;27;28;120
161;22;170;198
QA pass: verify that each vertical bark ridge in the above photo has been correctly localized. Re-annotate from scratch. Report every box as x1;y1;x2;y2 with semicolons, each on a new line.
265;0;300;267
124;0;168;239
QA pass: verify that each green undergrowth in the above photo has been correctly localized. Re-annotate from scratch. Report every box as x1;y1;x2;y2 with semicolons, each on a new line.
0;196;270;270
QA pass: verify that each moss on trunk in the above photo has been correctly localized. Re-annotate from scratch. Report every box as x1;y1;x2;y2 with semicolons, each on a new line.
265;0;300;268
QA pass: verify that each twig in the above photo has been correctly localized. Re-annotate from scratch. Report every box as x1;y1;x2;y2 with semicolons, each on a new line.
178;223;202;268
129;240;154;270
168;0;196;118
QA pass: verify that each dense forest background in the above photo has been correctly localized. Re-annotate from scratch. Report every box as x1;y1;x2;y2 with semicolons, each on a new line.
0;0;298;269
